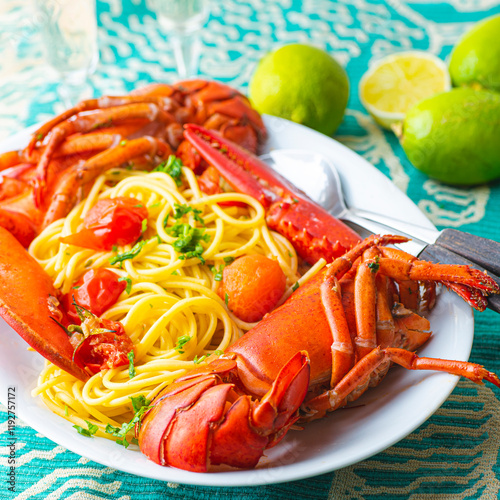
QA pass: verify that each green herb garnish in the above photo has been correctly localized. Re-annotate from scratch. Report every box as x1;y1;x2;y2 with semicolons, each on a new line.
141;219;148;233
193;354;207;364
74;420;98;438
105;396;151;447
109;240;146;265
367;256;380;274
118;276;132;294
292;282;300;292
225;293;229;307
175;335;191;354
153;155;183;186
173;203;205;226
223;256;235;265
166;223;210;263
128;350;136;379
210;265;223;281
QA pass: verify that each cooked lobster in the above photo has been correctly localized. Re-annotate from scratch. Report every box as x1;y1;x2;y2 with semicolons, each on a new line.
136;129;500;471
0;82;498;474
0;80;266;246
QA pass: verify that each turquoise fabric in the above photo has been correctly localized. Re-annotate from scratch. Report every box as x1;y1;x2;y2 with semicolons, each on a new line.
1;0;500;498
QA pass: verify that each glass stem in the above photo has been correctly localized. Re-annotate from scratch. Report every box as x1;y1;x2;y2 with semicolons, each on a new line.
171;32;201;80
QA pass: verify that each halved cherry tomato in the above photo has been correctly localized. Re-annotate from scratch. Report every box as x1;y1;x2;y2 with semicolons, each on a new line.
60;197;148;251
72;319;134;374
218;254;286;323
63;268;126;323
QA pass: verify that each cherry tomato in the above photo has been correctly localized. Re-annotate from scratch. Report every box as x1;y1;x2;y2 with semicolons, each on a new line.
218;254;286;323
73;319;134;374
60;197;148;251
64;268;126;323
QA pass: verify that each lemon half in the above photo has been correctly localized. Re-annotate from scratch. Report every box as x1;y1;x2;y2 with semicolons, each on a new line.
359;51;451;130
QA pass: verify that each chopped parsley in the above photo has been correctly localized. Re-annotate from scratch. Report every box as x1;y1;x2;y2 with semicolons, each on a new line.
84;259;93;268
141;219;148;233
74;420;98;438
153;155;183;186
213;350;224;356
36;133;43;141
225;293;229;307
175;335;191;354
292;282;300;292
128;350;136;379
367;256;380;274
64;405;69;417
173;203;205;226
105;395;151;447
149;201;161;209
118;276;132;294
165;223;210;263
109;240;146;265
120;140;127;147
193;354;207;364
112;245;118;253
72;285;81;290
210;265;223;281
223;256;235;265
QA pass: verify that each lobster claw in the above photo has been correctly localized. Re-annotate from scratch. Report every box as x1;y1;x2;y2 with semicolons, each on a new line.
183;124;361;264
138;352;310;471
0;227;89;381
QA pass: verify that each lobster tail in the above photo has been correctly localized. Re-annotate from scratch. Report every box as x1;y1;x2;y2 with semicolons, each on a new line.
138;352;310;471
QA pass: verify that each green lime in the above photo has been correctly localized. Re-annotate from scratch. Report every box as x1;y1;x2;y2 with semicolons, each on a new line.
249;44;349;136
401;88;500;185
449;15;500;92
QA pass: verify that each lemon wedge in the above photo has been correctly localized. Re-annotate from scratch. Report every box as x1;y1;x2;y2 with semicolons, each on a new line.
359;51;451;130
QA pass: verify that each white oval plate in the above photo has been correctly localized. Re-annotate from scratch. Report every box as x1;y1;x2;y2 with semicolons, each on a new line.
0;115;473;487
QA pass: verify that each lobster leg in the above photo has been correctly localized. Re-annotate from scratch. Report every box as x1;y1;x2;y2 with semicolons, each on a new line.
27;91;177;154
42;136;172;226
320;235;411;386
303;346;500;419
378;247;498;310
33;104;176;199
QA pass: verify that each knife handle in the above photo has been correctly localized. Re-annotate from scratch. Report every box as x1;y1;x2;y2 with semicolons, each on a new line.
418;243;500;314
435;228;500;276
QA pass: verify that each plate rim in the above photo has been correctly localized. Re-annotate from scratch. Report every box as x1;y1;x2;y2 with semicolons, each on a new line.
0;115;473;487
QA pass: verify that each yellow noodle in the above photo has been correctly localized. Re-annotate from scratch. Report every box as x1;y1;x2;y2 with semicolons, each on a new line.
28;166;314;445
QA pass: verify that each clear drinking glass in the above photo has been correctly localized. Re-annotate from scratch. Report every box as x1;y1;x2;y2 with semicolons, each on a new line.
149;0;209;79
35;0;99;106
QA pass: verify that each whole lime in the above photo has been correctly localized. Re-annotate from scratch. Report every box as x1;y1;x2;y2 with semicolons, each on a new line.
249;44;349;136
401;87;500;185
449;15;500;92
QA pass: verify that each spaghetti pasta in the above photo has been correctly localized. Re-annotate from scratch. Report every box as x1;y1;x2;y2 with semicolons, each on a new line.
29;165;326;445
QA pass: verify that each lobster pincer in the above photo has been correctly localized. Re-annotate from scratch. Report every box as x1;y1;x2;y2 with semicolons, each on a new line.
183;124;361;264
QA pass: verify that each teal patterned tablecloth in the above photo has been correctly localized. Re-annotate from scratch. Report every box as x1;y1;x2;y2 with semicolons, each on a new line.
1;0;500;498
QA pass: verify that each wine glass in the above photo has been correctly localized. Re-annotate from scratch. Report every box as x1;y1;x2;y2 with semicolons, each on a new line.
35;0;99;106
149;0;209;79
